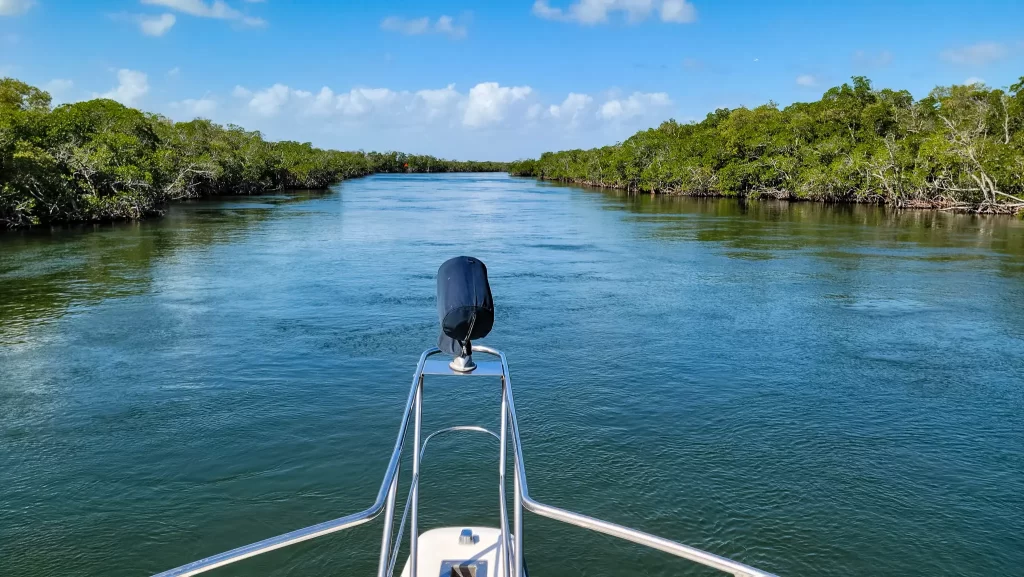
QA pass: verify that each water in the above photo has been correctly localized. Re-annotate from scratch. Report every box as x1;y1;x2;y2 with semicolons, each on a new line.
1;173;1022;577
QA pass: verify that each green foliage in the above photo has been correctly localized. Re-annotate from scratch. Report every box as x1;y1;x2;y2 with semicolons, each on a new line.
509;76;1024;213
0;78;506;228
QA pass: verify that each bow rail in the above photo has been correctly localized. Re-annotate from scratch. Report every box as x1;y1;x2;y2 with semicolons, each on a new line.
153;347;778;577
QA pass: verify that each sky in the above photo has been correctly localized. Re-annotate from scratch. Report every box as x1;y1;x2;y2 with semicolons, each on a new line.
1;0;1022;161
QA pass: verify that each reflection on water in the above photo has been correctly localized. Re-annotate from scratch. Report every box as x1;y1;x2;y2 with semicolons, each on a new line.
1;174;1022;577
0;193;327;345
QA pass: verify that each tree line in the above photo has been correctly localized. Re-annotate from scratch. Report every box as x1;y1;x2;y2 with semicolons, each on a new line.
0;78;507;229
509;77;1024;214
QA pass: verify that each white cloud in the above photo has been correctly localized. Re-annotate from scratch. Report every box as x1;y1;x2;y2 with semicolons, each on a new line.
464;82;532;128
97;69;150;106
44;78;74;94
434;15;466;38
381;15;466;38
796;74;818;87
415;84;460;119
532;0;563;20
597;92;671;121
659;0;696;23
336;88;399;116
140;81;681;160
532;0;696;24
303;87;338;116
228;81;676;133
941;42;1007;66
171;97;217;117
140;13;176;36
548;92;593;127
167;66;181;78
964;77;985;86
0;0;34;16
140;0;266;27
248;83;290;116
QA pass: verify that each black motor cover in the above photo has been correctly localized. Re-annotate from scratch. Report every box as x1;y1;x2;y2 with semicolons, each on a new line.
436;256;494;355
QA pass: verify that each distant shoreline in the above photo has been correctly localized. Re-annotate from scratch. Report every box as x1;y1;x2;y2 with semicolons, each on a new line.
509;76;1024;218
517;176;1024;216
0;77;506;230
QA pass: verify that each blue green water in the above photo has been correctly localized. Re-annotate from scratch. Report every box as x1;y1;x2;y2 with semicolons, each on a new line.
1;173;1022;576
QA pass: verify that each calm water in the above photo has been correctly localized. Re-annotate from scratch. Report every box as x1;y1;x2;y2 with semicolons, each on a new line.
1;174;1023;577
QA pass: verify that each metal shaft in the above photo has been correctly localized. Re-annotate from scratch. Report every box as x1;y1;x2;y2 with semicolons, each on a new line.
376;462;400;577
499;378;510;577
409;377;423;577
514;457;523;577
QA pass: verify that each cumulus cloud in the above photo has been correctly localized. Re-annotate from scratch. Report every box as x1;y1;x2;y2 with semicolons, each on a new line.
231;80;541;130
97;69;150;106
235;83;406;119
381;15;467;38
140;0;265;27
796;74;818;87
548;93;593;127
248;83;290;116
336;88;400;116
597;92;672;121
0;0;34;16
659;0;696;23
209;80;677;160
941;42;1007;66
140;13;176;36
464;83;532;128
415;84;461;119
532;0;696;24
227;81;677;131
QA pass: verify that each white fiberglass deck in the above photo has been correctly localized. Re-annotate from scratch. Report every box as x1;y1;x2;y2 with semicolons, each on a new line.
400;528;506;577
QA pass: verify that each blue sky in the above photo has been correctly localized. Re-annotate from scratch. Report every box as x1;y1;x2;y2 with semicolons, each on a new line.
1;0;1022;160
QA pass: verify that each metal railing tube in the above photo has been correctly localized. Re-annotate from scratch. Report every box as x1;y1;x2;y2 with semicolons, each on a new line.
376;462;401;577
409;377;423;577
498;378;511;577
387;426;500;577
481;346;778;577
513;455;524;577
153;345;780;577
151;349;438;577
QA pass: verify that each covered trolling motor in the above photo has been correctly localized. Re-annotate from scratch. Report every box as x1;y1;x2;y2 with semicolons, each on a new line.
436;256;494;372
